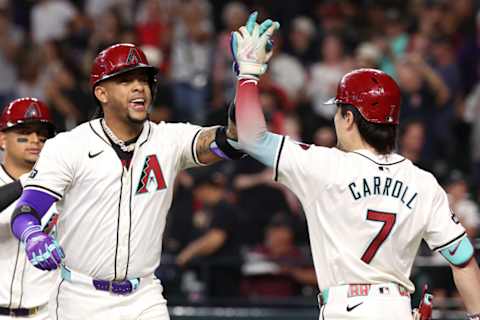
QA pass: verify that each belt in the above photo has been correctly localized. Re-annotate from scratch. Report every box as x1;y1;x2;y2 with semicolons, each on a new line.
0;305;44;317
61;265;141;295
318;283;410;306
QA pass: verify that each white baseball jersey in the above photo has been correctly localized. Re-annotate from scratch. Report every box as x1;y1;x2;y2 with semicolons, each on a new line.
0;165;56;309
274;138;466;292
23;119;202;281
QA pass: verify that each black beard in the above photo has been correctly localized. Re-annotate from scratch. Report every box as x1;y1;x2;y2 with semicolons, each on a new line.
127;113;148;125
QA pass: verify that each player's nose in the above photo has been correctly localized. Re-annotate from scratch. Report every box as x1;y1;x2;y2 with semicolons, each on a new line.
131;79;146;92
28;132;43;144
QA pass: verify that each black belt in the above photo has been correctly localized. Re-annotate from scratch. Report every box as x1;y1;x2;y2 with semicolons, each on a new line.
0;306;41;317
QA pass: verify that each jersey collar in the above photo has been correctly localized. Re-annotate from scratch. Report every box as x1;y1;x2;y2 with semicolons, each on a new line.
351;149;406;166
89;119;152;150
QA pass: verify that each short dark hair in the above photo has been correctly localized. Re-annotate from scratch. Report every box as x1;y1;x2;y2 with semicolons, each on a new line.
340;104;397;154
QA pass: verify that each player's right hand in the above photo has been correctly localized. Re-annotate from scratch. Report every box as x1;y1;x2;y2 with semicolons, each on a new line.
230;11;280;79
22;226;64;271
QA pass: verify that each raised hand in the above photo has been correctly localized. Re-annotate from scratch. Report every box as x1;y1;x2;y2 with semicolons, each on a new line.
230;11;280;79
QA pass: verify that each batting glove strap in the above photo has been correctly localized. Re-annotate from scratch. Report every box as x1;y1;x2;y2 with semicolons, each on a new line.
467;314;480;320
20;225;42;243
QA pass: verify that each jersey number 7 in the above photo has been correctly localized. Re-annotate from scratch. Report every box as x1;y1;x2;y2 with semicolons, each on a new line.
361;210;396;264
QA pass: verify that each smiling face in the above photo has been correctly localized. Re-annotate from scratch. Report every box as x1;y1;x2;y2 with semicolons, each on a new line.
1;123;49;167
95;69;153;126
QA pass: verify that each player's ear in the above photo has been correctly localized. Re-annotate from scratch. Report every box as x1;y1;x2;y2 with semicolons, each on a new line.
0;132;5;150
94;85;108;104
345;110;355;130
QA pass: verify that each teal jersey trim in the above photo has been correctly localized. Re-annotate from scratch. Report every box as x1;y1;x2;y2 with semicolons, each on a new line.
439;236;474;266
228;132;282;168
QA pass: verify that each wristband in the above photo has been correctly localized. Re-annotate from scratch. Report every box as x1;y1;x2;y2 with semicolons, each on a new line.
210;126;245;160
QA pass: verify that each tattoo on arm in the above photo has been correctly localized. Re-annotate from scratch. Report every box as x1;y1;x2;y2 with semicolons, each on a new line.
196;126;222;165
226;119;238;141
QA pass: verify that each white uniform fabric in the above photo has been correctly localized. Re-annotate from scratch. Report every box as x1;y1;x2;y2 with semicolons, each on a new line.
0;166;54;320
319;283;412;320
23;119;202;319
274;138;465;317
50;274;168;320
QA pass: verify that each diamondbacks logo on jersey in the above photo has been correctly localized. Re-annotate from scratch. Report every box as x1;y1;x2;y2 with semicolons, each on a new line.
136;155;166;194
126;48;140;65
25;102;40;118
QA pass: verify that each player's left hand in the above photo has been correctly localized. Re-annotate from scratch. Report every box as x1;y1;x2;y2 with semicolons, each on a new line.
23;226;65;271
230;11;280;79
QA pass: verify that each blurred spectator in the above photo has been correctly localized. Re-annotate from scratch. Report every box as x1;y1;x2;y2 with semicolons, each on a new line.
16;52;46;102
464;81;480;188
241;214;316;298
170;0;213;124
396;54;449;122
284;16;317;67
176;166;243;299
85;0;134;24
396;53;451;177
354;42;382;69
269;31;307;106
211;1;248;109
232;158;293;246
381;8;409;75
398;119;431;171
87;7;125;55
313;126;336;148
445;170;480;239
30;0;77;45
42;41;91;130
0;6;23;109
135;0;174;72
307;33;349;121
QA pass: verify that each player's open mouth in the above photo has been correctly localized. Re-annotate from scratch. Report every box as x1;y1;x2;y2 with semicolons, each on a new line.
129;98;146;111
26;148;41;155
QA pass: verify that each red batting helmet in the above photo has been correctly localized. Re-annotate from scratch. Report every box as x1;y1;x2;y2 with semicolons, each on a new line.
325;68;401;124
90;43;158;90
0;98;55;137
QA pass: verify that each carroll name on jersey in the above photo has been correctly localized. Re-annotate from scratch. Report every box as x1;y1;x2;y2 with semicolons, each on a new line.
348;176;418;209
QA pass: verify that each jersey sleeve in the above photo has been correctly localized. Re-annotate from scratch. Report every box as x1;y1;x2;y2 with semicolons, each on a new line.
274;137;338;203
172;122;203;170
23;133;76;200
423;183;467;252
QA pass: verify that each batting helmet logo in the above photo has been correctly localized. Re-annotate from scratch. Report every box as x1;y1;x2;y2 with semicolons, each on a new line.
324;68;401;125
24;103;41;119
126;48;140;65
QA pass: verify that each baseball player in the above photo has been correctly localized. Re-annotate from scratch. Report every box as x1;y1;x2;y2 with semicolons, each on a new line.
0;98;56;320
230;13;480;319
9;43;243;320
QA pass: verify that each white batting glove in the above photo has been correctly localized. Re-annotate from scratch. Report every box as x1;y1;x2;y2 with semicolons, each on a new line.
230;11;280;80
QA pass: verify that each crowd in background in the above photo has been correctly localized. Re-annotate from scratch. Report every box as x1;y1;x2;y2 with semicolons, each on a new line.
0;0;479;311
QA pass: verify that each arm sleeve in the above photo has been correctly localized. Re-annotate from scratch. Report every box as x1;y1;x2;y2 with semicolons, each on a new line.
424;183;467;252
235;78;282;167
235;78;337;201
